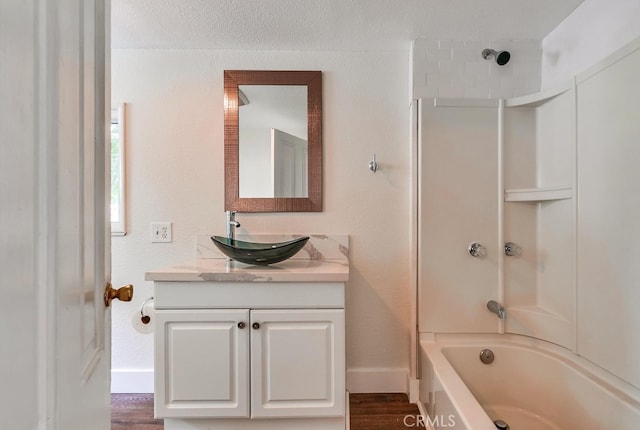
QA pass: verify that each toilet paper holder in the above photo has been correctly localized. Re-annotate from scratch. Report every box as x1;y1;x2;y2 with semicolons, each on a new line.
140;296;154;324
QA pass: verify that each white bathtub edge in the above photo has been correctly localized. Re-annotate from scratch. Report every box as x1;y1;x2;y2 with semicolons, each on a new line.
424;332;640;407
423;342;497;430
419;333;640;429
415;398;435;430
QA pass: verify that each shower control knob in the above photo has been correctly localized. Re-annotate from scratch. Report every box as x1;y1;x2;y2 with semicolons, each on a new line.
468;242;487;258
504;241;522;257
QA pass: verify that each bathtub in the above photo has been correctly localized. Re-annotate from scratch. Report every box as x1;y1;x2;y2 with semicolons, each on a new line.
418;334;640;430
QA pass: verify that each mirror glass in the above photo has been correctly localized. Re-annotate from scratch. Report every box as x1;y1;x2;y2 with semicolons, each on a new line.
238;85;308;198
224;70;322;212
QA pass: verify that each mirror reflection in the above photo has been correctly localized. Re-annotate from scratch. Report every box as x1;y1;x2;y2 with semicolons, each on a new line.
238;85;308;198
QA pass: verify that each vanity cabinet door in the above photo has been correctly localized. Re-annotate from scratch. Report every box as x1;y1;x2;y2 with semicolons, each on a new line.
250;309;345;418
154;309;250;418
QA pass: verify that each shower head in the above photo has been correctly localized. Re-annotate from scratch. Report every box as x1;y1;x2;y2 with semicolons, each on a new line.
482;48;511;66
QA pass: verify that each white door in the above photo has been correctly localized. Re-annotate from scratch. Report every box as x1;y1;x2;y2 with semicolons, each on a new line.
272;128;309;197
0;1;117;429
250;309;345;418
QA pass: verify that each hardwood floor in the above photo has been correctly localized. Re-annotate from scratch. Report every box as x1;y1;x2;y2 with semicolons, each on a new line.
349;393;422;430
111;393;420;430
111;394;161;430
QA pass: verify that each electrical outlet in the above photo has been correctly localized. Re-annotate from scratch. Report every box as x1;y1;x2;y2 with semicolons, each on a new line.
151;222;172;243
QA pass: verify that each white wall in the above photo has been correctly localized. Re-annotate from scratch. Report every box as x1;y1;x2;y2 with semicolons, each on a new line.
412;38;542;99
541;0;640;88
542;0;640;389
111;49;412;392
576;43;640;389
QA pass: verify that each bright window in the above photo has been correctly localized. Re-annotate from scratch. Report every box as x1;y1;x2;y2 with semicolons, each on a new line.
111;104;126;235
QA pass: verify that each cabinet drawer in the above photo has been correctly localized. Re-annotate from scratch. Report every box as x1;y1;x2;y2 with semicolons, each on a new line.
154;281;345;309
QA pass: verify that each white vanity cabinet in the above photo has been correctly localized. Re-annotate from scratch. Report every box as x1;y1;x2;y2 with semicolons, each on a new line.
147;263;348;430
154;306;345;419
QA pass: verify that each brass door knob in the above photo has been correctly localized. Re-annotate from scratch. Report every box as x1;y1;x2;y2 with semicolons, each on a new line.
104;282;134;307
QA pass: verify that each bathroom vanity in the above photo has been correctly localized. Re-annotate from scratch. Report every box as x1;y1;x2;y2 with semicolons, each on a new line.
145;235;349;430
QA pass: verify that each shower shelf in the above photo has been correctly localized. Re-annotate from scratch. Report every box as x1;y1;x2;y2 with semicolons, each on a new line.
507;305;573;348
504;186;573;202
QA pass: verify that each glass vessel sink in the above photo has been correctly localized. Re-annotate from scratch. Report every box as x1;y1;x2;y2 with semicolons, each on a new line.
211;236;310;266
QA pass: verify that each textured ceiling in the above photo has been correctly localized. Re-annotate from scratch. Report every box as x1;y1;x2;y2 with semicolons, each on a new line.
112;0;584;51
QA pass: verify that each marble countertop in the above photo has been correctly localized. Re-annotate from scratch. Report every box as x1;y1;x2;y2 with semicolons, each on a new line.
145;258;349;283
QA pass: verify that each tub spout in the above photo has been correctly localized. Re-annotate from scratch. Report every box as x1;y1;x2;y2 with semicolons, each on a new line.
487;300;505;320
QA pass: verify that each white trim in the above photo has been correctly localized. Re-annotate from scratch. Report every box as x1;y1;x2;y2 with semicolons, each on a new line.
415;400;435;430
408;377;420;404
346;368;409;394
433;98;499;108
409;99;419;381
164;417;345;430
497;99;505;335
111;369;154;393
577;36;640;84
345;391;351;430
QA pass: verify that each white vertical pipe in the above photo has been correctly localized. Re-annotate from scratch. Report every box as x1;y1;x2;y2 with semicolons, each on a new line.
497;99;505;334
571;78;578;353
409;98;420;383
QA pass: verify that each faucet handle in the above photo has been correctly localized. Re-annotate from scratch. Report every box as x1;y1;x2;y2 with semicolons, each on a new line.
226;210;241;240
468;242;487;258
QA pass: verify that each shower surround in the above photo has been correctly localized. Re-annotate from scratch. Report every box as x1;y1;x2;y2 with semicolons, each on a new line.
414;37;640;428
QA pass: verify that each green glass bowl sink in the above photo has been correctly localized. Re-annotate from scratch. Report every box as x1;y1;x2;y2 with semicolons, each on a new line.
211;236;310;266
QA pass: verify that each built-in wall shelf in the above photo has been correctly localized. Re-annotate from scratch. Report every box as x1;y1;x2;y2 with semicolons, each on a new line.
507;305;573;349
504;80;574;108
433;98;500;108
504;186;573;202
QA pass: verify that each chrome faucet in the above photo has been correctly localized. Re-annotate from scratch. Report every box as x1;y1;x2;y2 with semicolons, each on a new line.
226;211;241;241
487;300;506;320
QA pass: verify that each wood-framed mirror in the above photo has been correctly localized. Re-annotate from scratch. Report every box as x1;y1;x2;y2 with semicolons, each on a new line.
224;70;322;212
